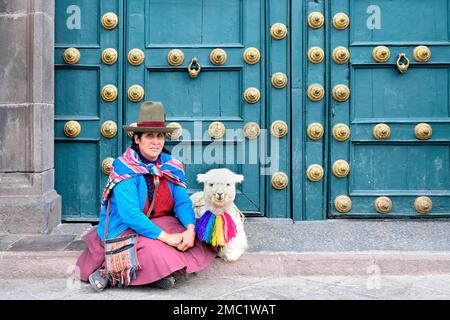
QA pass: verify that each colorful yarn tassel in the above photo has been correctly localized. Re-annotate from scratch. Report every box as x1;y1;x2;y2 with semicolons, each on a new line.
195;210;237;247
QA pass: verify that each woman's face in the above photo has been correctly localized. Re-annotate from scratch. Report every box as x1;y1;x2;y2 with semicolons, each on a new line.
134;132;165;161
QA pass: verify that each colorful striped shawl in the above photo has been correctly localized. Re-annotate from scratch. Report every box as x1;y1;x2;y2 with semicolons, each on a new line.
101;147;187;206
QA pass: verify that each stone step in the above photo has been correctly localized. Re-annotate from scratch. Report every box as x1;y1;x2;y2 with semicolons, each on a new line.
2;251;450;280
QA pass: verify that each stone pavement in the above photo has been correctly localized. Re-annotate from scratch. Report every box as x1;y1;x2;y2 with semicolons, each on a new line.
2;274;450;300
2;218;450;300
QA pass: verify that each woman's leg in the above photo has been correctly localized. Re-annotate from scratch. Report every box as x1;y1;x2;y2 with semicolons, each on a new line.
75;228;105;282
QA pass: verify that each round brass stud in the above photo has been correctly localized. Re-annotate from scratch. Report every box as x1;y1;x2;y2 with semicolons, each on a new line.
243;87;261;104
373;123;391;140
372;46;391;63
332;160;350;178
128;49;145;66
210;48;227;65
270;120;289;138
332;123;351;141
308;47;325;64
243;47;261;65
375;197;393;214
270;23;288;40
332;84;350;102
414;196;432;214
166;122;183;140
102;48;118;65
271;172;289;190
413;46;431;62
308;12;324;29
332;13;350;30
101;157;115;175
307;84;325;101
243;122;261;140
271;72;288;89
63;120;81;138
335;195;352;213
414;123;432;140
307;164;324;182
307;123;324;141
167;49;185;66
332;47;350;64
63;48;80;64
100;121;117;138
101;84;118;102
126;122;137;139
127;85;144;103
208;122;226;139
101;12;118;30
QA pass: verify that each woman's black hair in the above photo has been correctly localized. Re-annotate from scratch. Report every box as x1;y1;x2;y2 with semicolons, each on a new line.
131;132;171;155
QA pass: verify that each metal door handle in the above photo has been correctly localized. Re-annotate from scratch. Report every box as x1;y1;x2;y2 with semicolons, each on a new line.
396;53;410;74
187;57;201;78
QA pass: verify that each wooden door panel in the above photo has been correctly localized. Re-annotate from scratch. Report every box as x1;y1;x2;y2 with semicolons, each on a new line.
328;0;450;217
125;0;265;214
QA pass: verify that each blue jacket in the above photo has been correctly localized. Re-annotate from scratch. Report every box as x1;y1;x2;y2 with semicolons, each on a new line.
96;153;196;241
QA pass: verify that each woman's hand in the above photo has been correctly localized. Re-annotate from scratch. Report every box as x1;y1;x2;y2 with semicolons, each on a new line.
157;231;183;247
177;224;196;252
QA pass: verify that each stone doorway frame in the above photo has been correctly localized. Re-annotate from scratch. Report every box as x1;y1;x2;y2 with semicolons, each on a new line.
0;0;61;234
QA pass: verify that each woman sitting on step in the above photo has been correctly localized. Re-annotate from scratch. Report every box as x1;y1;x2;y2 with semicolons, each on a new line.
75;101;217;291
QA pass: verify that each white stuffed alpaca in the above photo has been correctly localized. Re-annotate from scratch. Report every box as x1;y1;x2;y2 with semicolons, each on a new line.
190;168;248;262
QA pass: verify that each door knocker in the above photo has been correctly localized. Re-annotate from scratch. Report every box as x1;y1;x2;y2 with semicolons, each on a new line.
187;57;201;78
396;53;410;74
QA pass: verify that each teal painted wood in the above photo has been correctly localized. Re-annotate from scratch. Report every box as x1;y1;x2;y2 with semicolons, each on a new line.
291;0;305;221
301;0;327;220
328;0;450;217
55;0;122;220
265;0;291;219
124;0;266;215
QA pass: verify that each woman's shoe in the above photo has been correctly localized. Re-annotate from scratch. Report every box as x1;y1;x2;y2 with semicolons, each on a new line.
88;269;109;292
172;268;192;285
151;275;175;289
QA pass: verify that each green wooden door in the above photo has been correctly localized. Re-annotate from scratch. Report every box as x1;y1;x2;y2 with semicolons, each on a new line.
328;0;450;217
123;0;266;215
55;0;123;221
123;0;265;214
54;0;292;220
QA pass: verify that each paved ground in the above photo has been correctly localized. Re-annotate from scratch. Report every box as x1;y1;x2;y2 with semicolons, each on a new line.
2;219;450;300
2;274;450;300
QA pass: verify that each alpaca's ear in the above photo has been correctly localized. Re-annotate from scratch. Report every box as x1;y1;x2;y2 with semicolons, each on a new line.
197;173;208;183
233;174;244;184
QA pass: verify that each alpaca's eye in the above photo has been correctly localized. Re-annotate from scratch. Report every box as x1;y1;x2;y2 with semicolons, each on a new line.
209;183;213;187
226;183;230;187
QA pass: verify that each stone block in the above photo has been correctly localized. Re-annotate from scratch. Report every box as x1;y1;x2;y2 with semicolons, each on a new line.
32;0;54;16
0;0;54;104
0;104;54;172
8;234;74;251
0;105;31;171
0;6;29;104
64;240;86;251
30;8;54;104
0;0;28;13
0;169;55;196
32;104;54;171
0;234;23;250
0;190;61;234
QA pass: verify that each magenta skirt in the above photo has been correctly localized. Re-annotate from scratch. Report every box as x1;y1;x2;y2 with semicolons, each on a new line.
75;215;217;285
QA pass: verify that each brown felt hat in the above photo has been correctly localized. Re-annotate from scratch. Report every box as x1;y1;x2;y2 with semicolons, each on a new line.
122;101;177;133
